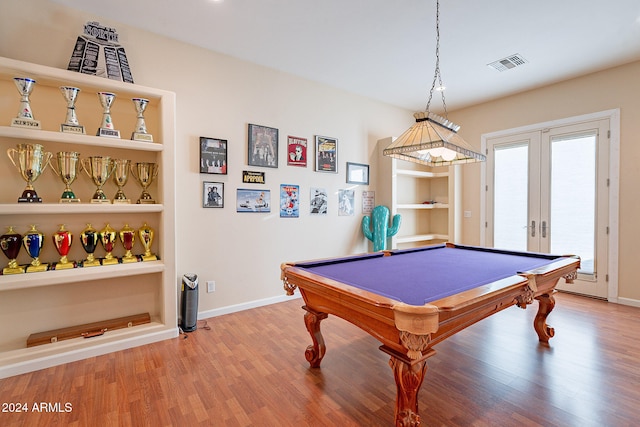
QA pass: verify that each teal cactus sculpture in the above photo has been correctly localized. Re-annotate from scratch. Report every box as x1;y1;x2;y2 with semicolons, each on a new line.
362;205;401;252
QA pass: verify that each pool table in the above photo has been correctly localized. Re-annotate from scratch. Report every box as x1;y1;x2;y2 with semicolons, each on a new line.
281;243;580;426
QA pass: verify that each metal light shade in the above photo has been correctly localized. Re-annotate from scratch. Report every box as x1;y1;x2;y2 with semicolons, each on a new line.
383;111;486;167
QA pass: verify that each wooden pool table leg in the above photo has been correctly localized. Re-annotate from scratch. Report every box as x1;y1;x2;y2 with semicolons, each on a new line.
303;306;328;368
389;356;427;427
534;292;556;344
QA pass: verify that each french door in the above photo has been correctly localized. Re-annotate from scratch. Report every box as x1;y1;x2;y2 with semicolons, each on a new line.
485;118;610;298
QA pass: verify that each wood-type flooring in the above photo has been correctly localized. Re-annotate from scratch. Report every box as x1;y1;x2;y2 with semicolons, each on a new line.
0;292;638;426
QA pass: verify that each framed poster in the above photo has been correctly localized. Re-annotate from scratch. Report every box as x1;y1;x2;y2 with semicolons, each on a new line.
236;189;271;212
310;187;328;215
287;135;307;167
338;189;355;216
203;182;224;208
346;162;369;184
200;136;227;174
315;135;337;173
248;124;278;168
280;184;300;218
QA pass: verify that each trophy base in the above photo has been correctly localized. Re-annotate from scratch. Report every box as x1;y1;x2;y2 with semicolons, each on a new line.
82;259;101;267
61;124;86;134
18;189;42;203
53;261;76;270
11;118;41;129
2;265;26;275
97;128;120;138
101;257;120;266
141;254;158;262
26;263;49;273
121;255;139;264
113;199;131;204
137;199;156;204
132;132;154;142
91;199;112;204
60;198;81;203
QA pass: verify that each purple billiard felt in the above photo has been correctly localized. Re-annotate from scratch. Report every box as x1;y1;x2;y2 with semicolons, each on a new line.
296;245;561;306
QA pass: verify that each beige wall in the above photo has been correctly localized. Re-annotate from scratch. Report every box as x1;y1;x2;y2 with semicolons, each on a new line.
449;61;640;303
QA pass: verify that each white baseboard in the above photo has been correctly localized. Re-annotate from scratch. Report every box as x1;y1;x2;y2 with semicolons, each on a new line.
197;294;301;320
616;296;640;308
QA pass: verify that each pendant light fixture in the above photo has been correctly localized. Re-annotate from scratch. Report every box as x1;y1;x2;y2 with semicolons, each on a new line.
383;0;486;166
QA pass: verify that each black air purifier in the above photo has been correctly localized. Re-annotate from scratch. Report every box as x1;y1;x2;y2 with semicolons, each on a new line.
181;273;198;332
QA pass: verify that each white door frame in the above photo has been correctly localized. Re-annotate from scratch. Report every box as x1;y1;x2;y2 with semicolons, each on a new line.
480;109;620;302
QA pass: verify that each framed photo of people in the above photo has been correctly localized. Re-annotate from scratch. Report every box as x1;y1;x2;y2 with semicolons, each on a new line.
315;135;337;173
248;124;278;168
200;137;227;174
203;182;224;208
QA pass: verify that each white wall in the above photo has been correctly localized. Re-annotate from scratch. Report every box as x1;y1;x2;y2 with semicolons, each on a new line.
0;0;413;315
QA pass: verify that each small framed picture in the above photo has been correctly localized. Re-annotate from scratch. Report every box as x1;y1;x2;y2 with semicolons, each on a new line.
315;135;338;173
237;188;271;213
203;182;224;208
248;124;278;168
200;137;227;174
346;162;369;184
287;135;307;167
280;184;300;218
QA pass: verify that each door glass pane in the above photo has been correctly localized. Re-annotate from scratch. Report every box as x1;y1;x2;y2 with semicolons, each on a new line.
550;135;596;275
494;144;528;251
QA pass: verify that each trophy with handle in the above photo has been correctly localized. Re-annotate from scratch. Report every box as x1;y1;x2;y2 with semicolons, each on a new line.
51;151;82;203
82;156;116;203
112;158;131;204
1;226;25;274
138;222;158;261
80;224;101;267
11;77;41;129
52;224;75;270
59;86;85;134
131;162;159;204
99;223;119;265
131;98;153;142
23;225;47;273
7;143;53;203
119;224;138;263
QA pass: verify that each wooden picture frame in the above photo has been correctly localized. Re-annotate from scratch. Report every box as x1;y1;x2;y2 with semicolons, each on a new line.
248;124;278;168
346;162;369;184
200;136;227;174
315;135;338;173
203;182;224;208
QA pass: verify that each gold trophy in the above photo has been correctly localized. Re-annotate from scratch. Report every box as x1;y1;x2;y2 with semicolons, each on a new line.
82;156;116;203
131;162;159;204
119;224;138;263
51;151;82;203
138;222;157;261
112;158;131;204
131;98;153;142
60;86;85;134
52;224;75;270
96;92;120;138
11;77;41;129
99;223;119;266
7;143;53;203
80;224;101;267
23;225;47;273
1;226;25;274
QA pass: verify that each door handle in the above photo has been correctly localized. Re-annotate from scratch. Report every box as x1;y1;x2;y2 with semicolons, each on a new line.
531;220;535;237
541;221;547;238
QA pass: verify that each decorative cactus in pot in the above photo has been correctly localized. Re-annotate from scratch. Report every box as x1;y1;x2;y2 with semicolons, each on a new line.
362;205;401;252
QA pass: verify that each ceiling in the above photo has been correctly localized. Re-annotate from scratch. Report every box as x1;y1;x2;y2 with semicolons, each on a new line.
51;0;640;111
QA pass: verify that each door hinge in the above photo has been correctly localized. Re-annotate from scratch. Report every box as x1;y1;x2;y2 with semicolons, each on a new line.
607;130;611;139
485;221;488;228
606;226;609;235
606;274;609;282
607;178;610;187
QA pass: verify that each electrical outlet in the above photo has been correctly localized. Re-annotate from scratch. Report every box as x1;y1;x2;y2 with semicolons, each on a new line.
206;280;215;293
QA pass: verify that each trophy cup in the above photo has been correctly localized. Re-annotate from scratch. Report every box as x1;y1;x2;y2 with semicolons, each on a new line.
59;86;85;134
23;225;47;273
131;98;153;142
11;77;41;129
131;162;159;204
99;223;119;265
81;156;116;203
1;226;25;274
119;224;138;263
138;222;158;261
112;158;131;204
80;224;101;267
7;143;53;203
52;224;75;270
96;92;120;138
51;151;82;203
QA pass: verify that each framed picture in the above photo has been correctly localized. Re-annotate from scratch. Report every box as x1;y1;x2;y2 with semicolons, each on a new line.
338;189;355;216
248;124;278;168
315;135;337;173
200;137;227;174
287;135;307;167
203;182;224;208
346;162;369;184
236;188;271;213
280;184;300;218
310;187;328;215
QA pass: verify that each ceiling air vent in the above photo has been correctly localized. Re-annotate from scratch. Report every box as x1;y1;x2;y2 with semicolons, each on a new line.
488;54;528;72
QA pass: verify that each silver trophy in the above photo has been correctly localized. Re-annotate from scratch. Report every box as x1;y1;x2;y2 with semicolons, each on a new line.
131;162;159;204
112;158;131;204
60;86;85;134
131;98;153;142
7;143;52;203
51;151;82;203
81;156;116;203
11;77;41;129
96;92;120;138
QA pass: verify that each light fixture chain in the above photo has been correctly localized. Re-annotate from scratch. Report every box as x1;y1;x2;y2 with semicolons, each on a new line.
426;0;448;117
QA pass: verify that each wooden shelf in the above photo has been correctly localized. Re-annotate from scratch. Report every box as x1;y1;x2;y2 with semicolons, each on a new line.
396;203;449;210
